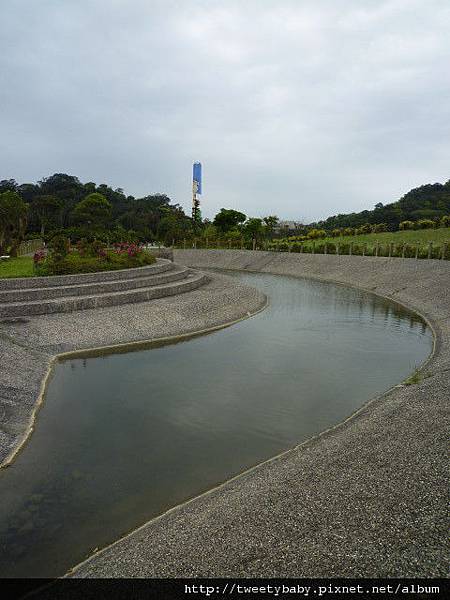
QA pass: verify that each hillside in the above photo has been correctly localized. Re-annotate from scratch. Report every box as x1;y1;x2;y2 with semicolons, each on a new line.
310;180;450;231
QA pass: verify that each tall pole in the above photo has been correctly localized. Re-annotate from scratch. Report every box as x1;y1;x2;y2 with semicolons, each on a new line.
192;181;200;235
192;162;202;235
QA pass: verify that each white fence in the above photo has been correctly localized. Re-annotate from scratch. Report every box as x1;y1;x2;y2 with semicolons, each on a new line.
17;239;44;256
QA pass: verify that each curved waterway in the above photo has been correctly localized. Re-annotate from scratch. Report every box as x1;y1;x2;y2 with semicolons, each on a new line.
0;272;432;578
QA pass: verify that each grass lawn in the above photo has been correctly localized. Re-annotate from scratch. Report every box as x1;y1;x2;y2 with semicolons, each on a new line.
263;227;450;259
0;257;35;279
318;227;450;246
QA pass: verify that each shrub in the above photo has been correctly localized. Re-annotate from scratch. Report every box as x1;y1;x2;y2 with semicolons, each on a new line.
331;229;342;237
440;215;450;228
48;235;70;260
372;223;387;233
399;220;415;230
415;219;435;230
33;249;45;268
35;244;155;276
45;227;141;245
403;243;417;258
343;227;355;236
307;228;327;239
356;223;372;235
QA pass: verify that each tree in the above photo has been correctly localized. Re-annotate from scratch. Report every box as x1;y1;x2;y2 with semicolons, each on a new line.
0;179;18;193
202;223;218;241
213;209;247;233
39;173;85;226
0;191;28;256
157;209;192;244
243;218;265;242
72;193;112;228
32;195;63;235
263;215;279;239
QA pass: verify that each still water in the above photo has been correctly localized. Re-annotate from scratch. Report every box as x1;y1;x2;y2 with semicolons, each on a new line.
0;272;432;577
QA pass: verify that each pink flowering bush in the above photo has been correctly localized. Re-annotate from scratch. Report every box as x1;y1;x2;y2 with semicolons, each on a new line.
35;237;155;276
33;249;46;266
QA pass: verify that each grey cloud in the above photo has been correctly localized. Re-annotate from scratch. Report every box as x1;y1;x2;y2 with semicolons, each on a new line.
1;0;449;221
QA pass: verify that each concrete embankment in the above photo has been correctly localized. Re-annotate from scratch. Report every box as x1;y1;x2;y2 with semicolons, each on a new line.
70;251;449;578
0;268;266;467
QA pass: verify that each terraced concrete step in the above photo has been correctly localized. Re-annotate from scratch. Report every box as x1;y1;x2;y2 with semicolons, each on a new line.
0;265;190;303
0;272;209;317
0;259;173;290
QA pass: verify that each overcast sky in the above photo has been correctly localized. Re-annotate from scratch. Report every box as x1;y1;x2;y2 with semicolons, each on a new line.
1;0;449;221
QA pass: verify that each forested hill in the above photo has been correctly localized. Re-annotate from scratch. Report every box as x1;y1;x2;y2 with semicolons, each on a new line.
0;173;191;241
310;180;450;230
1;173;449;240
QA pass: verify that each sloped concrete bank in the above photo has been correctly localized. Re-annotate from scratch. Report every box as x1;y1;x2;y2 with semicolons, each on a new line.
70;250;449;578
0;269;266;467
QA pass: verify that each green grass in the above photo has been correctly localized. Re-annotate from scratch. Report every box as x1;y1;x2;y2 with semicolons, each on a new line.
0;257;35;278
269;227;450;259
317;227;450;246
404;370;421;385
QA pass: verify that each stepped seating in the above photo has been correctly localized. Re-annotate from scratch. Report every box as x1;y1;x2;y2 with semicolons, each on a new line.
0;259;208;318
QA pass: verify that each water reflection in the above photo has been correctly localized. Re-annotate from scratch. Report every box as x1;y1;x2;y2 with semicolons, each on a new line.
0;272;432;577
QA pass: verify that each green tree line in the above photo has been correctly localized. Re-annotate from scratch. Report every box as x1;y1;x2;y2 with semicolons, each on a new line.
1;173;449;256
308;180;450;232
0;173;192;247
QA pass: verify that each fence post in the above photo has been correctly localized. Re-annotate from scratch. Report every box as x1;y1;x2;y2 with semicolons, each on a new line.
194;238;197;249
401;243;406;258
288;243;292;253
428;241;433;259
336;243;340;256
389;242;393;258
300;243;303;254
324;242;327;255
349;242;353;256
375;241;379;257
362;243;366;257
441;242;447;260
312;241;315;255
252;238;256;251
415;242;419;259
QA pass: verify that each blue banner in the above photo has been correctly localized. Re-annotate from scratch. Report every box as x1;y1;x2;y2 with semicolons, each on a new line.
193;162;202;195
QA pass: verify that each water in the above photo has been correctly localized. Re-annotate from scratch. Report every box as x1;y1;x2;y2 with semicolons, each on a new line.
0;272;432;577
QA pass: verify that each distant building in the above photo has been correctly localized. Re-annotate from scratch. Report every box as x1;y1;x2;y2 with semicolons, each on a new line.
274;220;304;233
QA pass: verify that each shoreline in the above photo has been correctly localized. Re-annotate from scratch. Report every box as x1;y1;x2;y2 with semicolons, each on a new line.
0;269;267;468
69;251;449;578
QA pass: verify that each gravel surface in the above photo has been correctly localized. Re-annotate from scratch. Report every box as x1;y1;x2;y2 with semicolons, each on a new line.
68;251;449;578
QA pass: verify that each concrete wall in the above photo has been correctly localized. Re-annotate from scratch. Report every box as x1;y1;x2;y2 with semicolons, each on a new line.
71;250;450;577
